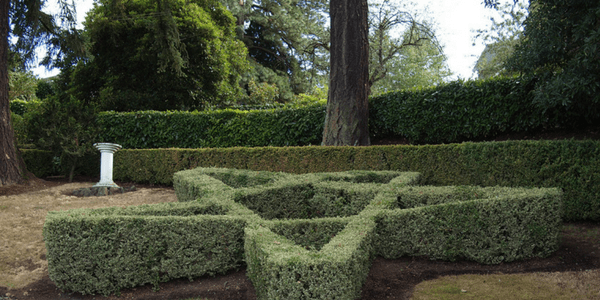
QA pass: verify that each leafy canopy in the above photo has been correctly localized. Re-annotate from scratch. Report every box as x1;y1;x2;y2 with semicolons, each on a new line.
507;0;600;125
70;0;249;111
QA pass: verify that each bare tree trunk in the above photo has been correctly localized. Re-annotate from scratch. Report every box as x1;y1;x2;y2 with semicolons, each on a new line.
322;0;370;146
0;0;24;186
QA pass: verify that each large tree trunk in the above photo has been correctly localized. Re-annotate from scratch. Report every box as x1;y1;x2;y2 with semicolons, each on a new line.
0;0;24;186
322;0;370;146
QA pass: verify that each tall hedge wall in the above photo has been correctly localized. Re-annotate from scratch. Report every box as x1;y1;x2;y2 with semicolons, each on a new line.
369;76;543;144
97;104;326;149
94;77;556;148
23;140;597;221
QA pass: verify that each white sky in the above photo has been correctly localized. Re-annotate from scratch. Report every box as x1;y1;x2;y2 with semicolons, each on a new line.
32;0;502;80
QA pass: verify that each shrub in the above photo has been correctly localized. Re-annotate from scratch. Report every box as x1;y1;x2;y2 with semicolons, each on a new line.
43;201;247;296
97;103;326;149
26;96;99;181
369;76;543;144
45;168;562;298
23;140;600;221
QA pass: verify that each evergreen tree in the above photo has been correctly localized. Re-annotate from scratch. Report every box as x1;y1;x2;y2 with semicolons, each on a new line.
219;0;330;100
70;0;249;111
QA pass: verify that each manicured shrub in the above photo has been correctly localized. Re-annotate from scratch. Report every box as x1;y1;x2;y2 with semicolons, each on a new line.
43;201;247;296
369;76;543;144
45;168;562;298
375;186;563;264
24;140;600;221
97;103;326;149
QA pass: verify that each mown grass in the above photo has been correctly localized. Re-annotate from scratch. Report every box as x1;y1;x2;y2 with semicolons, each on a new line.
411;270;600;300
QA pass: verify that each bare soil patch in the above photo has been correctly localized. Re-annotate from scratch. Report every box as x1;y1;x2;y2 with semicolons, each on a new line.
0;177;598;300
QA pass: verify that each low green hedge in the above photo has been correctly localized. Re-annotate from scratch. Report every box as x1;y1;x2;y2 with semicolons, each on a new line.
43;201;247;296
375;186;563;264
45;168;562;298
26;140;600;221
245;216;377;300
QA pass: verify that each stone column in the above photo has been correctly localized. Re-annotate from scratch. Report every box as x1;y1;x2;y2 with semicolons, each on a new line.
93;143;122;187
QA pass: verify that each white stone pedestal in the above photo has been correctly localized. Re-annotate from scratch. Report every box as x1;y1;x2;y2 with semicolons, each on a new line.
93;143;122;187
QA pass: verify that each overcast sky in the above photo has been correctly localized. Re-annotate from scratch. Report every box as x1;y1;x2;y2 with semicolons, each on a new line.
32;0;502;80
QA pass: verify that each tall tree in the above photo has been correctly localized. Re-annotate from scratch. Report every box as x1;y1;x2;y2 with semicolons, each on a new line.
370;38;452;95
0;0;21;186
219;0;329;99
2;0;77;186
368;0;450;94
322;0;370;146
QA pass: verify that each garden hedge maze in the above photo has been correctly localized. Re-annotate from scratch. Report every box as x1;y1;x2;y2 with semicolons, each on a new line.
44;168;562;299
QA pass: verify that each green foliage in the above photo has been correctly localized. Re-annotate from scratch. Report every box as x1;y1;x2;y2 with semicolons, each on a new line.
8;70;39;101
20;149;56;178
369;76;542;144
233;183;379;220
71;0;249;111
245;217;377;300
376;186;562;264
246;80;280;105
268;218;350;251
54;139;598;221
10;99;42;145
370;38;453;95
97;103;326;148
508;0;600;126
35;79;56;99
9;98;42;115
9;112;28;145
473;1;526;79
43;202;246;296
9;99;27;115
42;167;565;297
95;76;545;149
221;0;329;97
25;95;99;181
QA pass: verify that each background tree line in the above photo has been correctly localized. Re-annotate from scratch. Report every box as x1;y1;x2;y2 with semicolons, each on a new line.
24;0;451;112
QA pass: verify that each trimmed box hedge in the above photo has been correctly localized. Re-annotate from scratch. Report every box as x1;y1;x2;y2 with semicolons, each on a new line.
43;201;247;296
374;186;563;264
44;168;562;298
26;140;600;221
